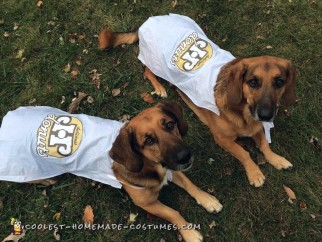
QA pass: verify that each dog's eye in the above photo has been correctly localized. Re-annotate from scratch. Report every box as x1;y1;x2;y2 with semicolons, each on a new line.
165;121;175;131
248;78;260;88
144;136;154;146
274;77;285;88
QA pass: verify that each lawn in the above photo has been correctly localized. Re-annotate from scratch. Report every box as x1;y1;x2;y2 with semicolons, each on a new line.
0;0;321;241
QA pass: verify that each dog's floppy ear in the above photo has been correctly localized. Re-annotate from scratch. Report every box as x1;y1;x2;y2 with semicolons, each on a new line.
109;127;144;172
281;60;297;107
218;58;247;106
158;101;188;136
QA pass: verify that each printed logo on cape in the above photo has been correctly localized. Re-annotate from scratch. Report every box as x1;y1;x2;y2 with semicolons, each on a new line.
36;114;83;158
170;32;213;71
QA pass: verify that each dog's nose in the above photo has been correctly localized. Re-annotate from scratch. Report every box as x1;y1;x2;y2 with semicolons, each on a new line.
176;149;193;165
258;106;274;121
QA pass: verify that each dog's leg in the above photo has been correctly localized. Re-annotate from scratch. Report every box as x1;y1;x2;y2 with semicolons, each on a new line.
172;171;223;213
143;67;167;97
125;187;203;242
253;130;293;170
212;132;266;187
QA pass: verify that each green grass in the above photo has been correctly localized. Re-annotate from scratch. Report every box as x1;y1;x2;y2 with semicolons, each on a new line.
0;0;321;241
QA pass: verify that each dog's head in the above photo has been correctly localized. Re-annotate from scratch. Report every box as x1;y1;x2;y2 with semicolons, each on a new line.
218;56;297;122
109;101;192;173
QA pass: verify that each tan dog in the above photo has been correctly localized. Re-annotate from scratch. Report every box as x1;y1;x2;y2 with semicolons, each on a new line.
98;14;297;187
33;102;222;242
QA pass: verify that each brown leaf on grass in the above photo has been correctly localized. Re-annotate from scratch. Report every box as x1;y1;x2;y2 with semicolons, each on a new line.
283;185;296;203
78;34;86;40
75;59;82;66
0;19;4;24
118;114;131;123
281;230;286;238
53;229;60;241
63;63;71;73
123;82;129;89
69;33;77;44
172;0;178;8
83;205;94;225
140;92;155;104
13;23;19;31
89;69;102;89
112;88;121;97
309;136;321;151
53;212;61;221
36;0;43;8
3;31;10;37
127;213;138;223
299;201;307;210
71;69;79;78
87;96;94;104
209;220;217;229
2;231;26;242
67;92;88;114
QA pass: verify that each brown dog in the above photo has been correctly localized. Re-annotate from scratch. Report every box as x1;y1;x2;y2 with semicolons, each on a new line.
32;102;222;242
98;14;296;187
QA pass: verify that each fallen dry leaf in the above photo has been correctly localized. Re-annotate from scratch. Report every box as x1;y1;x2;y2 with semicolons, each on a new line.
209;220;217;229
283;185;296;203
140;92;155;104
69;33;77;44
63;63;71;73
67;92;88;114
78;34;86;40
15;49;24;59
0;19;4;24
309;136;321;151
112;88;121;97
36;0;44;8
310;213;316;220
13;23;19;31
118;114;131;123
172;0;178;8
53;212;61;221
299;201;307;210
128;213;138;223
53;229;60;241
71;69;79;78
83;205;94;225
75;59;82;66
59;36;64;45
60;96;66;104
89;69;102;89
87;96;94;104
266;45;273;49
2;231;26;242
281;230;286;238
207;157;214;165
3;31;10;37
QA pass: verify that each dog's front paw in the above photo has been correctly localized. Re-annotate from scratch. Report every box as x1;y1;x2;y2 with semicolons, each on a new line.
195;191;223;213
151;86;167;98
246;166;266;187
180;228;203;242
267;154;293;170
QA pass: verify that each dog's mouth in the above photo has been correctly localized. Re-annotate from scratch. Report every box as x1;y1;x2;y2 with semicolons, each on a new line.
162;155;194;171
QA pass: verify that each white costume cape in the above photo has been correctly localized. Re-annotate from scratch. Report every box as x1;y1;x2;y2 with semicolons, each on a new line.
138;14;273;142
0;107;124;188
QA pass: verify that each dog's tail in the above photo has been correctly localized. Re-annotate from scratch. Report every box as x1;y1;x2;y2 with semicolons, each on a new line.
98;28;139;49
